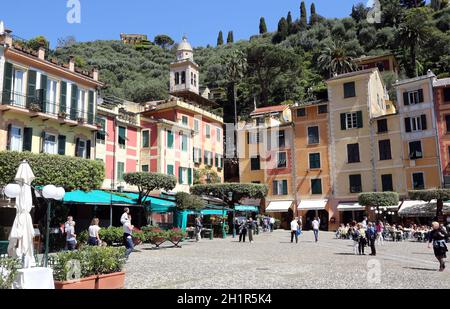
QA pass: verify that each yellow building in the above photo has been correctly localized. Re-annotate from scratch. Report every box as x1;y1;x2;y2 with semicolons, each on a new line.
0;30;102;159
394;70;441;191
238;105;295;229
291;100;333;230
327;68;404;225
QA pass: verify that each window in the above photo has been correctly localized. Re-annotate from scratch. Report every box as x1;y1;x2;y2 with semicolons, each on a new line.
403;89;424;105
76;139;87;158
142;165;149;172
191;72;194;85
248;132;262;144
204;151;213;166
194;119;200;133
311;179;323;195
251;156;261;171
377;119;388;133
77;89;86;119
309;153;321;169
167;165;174;176
349;174;362;193
444;88;450;102
46;79;57;114
344;82;356;98
347;143;360;163
378;140;392;161
43;133;57;155
181;116;188;126
256;117;265;126
405;115;427;132
341;111;363;130
215;154;223;169
412;173;425;190
297;108;306;117
381;174;393;192
178;167;189;185
96;118;106;143
205;124;211;138
278;130;286;148
12;68;25;107
273;180;288;195
175;72;180;85
308;126;319;145
318;105;328;114
142;130;150;148
167;130;174;149
118;126;126;148
277;152;287;168
193;148;202;164
446;115;450;133
117;162;125;182
409;141;423;160
181;71;186;84
9;126;23;151
216;128;221;143
181;133;188;152
24;128;33;152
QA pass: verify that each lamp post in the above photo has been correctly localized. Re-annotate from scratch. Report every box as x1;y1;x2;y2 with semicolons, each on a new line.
227;192;236;238
42;185;66;267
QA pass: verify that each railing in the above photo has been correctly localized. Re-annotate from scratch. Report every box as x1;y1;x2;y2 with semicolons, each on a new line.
1;91;96;126
118;108;138;125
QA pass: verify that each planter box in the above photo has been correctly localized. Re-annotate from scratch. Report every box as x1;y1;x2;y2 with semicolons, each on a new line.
54;275;97;290
96;272;125;290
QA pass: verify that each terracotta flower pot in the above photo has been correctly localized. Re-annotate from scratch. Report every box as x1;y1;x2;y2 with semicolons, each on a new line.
96;272;125;289
54;275;97;290
151;237;166;244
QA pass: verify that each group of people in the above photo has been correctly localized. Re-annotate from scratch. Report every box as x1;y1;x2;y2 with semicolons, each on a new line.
237;218;256;243
261;216;276;232
290;217;321;243
63;207;135;259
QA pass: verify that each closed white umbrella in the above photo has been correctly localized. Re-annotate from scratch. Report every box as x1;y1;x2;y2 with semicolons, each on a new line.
7;161;36;268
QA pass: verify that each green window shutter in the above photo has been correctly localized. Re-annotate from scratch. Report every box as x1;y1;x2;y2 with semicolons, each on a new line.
215;154;219;167
118;126;126;146
70;84;78;120
418;89;424;103
273;181;278;195
88;91;94;125
188;168;192;185
403;92;409;106
356;111;363;128
40;131;45;153
6;124;12;150
2;62;13;104
75;138;80;157
167;165;174;176
23;128;33;152
340;113;347;130
40;74;47;113
167;130;174;148
58;135;66;155
86;140;91;159
405;118;411;133
178;167;183;184
282;180;288;195
26;70;37;105
421;114;427;130
60;81;67;114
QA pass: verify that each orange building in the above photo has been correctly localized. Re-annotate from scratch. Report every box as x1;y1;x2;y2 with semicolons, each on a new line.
355;54;399;76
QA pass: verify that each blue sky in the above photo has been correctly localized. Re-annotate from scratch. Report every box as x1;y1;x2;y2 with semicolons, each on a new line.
2;0;373;48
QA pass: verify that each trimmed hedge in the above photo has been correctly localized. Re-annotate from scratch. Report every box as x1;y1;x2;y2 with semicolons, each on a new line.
0;151;104;191
190;183;268;205
123;172;176;204
175;192;205;211
358;192;399;207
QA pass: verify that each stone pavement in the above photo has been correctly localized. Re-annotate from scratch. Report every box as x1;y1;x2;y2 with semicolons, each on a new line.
124;230;450;289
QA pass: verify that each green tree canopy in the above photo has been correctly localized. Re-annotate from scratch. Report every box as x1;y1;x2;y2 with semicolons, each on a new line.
227;31;234;44
310;3;319;25
259;17;268;34
154;34;174;49
0;152;104;191
175;192;206;211
123;172;176;205
400;0;426;8
358;192;400;207
300;1;308;29
217;31;224;46
273;17;289;44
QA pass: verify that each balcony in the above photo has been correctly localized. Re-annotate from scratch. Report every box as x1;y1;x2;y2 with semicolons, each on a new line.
118;108;138;126
1;90;97;128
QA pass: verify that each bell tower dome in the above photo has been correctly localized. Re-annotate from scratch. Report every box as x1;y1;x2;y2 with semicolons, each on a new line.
170;36;199;95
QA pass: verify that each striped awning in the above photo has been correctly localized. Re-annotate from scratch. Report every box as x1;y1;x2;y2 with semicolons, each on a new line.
337;203;365;211
266;201;293;213
298;200;328;211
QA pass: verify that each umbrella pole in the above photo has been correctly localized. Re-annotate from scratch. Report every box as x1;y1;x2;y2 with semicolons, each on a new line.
44;200;52;268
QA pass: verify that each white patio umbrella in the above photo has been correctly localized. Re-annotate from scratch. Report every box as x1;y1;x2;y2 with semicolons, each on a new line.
7;161;36;268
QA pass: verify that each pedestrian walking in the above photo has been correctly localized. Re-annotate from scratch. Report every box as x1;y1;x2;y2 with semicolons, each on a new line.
247;218;254;243
290;218;299;243
239;219;247;242
263;217;269;232
65;220;77;251
123;214;134;259
376;220;384;246
366;222;377;256
88;218;101;246
357;223;367;255
312;217;320;242
195;217;203;242
428;221;448;272
121;207;130;225
269;217;275;232
361;216;368;229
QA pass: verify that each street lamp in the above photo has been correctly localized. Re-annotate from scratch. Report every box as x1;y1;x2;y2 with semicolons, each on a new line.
42;185;65;267
228;192;236;238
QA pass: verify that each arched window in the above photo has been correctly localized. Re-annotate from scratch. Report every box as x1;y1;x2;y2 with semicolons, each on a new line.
181;71;186;84
194;74;197;87
191;72;194;85
175;72;180;85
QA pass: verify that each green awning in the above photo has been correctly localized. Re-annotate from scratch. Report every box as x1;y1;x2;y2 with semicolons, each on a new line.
201;209;227;216
235;205;259;212
63;190;136;205
123;192;176;212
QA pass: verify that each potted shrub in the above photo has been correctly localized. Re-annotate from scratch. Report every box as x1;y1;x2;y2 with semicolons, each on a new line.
53;246;126;289
167;228;186;242
98;227;123;246
77;117;85;124
132;228;145;246
58;111;67;119
0;257;21;289
142;227;167;245
28;103;41;112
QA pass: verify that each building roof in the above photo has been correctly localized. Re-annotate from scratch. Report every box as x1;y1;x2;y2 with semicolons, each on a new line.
291;99;328;109
393;70;436;86
434;78;450;88
250;105;289;116
177;36;193;52
354;53;395;62
326;68;378;82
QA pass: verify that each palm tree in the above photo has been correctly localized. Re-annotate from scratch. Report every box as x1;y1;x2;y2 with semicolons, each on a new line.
318;41;357;77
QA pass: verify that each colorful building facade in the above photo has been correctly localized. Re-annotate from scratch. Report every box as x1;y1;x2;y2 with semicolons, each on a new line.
0;29;102;159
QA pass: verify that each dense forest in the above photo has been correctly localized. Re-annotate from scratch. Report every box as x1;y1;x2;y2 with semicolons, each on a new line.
35;0;450;119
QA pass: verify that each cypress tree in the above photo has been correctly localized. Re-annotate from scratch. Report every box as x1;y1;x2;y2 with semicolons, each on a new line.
287;11;293;34
227;31;234;44
217;31;224;46
310;3;318;25
273;17;288;44
300;1;308;29
259;17;268;34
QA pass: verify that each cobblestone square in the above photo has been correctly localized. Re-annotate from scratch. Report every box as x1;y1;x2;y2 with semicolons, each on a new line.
124;230;450;289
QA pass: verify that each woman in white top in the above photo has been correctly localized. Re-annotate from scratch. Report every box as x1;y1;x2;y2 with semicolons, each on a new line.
88;218;101;246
